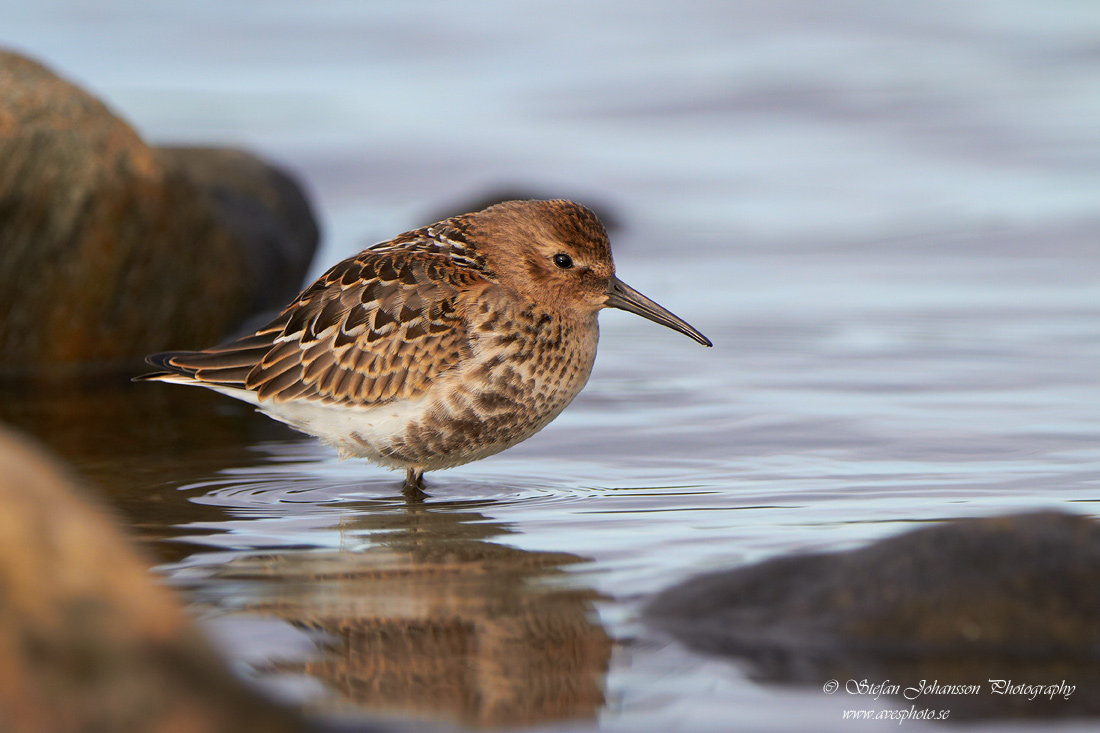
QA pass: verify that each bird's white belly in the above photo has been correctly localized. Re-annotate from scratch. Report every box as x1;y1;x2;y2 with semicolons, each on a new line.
207;384;434;467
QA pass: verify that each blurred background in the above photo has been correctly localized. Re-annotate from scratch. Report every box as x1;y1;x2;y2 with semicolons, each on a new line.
7;0;1099;270
2;2;1099;731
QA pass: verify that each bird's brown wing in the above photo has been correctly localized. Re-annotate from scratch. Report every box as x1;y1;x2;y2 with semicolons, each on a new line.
142;250;485;407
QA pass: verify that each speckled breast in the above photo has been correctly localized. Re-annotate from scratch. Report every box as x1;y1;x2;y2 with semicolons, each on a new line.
379;301;600;470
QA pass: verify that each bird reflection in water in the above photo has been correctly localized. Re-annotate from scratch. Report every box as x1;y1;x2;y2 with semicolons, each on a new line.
213;495;614;728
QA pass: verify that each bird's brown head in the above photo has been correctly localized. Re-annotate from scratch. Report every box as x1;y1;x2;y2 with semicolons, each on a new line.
462;199;614;315
464;199;711;346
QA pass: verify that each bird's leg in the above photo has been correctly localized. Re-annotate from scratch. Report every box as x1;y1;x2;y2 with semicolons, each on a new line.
403;467;426;496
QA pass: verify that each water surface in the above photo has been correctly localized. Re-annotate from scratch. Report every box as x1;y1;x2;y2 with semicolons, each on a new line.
2;2;1099;731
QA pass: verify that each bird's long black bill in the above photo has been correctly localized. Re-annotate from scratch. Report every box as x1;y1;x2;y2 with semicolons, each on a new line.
605;276;712;347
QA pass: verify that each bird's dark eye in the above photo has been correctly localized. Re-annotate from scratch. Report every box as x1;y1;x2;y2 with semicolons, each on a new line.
553;253;573;269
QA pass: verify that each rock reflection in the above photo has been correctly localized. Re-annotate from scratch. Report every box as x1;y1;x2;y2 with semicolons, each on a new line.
214;498;613;728
0;375;304;561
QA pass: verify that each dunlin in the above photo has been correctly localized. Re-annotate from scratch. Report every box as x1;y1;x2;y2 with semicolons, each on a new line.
138;200;710;492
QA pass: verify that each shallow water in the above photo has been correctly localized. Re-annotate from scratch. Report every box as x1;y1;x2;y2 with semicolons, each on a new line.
3;2;1100;731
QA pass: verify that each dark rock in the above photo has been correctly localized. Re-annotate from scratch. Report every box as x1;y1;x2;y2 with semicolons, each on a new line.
0;423;308;733
155;146;319;316
645;512;1100;719
0;50;318;370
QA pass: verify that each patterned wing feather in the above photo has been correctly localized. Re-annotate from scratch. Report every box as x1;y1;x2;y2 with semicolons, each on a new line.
143;249;482;407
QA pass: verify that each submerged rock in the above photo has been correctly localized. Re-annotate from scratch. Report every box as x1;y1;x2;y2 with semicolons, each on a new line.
645;512;1100;719
0;424;307;733
0;50;318;369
